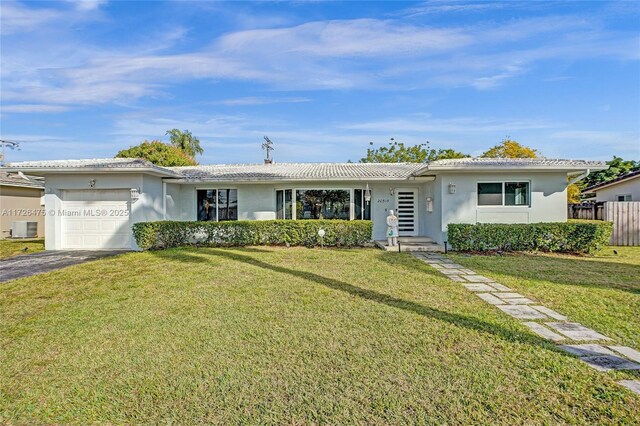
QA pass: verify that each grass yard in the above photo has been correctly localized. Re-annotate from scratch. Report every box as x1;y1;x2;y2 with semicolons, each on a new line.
1;247;639;423
449;246;640;349
0;238;44;259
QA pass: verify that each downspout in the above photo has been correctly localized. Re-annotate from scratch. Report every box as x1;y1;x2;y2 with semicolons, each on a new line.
568;169;590;186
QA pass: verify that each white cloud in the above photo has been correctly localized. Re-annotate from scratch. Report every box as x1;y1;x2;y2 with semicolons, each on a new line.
0;1;107;35
220;97;311;106
73;0;108;11
1;6;639;109
0;2;61;35
400;1;509;17
471;64;526;90
217;19;472;57
1;104;72;113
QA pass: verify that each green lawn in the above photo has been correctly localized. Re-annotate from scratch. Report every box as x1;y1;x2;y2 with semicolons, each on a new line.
449;246;640;349
0;238;44;259
1;247;638;423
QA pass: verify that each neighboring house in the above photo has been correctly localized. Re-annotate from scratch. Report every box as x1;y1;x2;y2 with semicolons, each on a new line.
0;171;45;239
2;157;607;250
582;170;640;202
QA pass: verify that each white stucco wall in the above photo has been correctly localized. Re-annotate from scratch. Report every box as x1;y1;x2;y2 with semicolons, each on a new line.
138;175;164;223
41;173;163;250
39;170;573;250
166;181;428;241
424;177;442;242
436;172;568;243
594;176;640;202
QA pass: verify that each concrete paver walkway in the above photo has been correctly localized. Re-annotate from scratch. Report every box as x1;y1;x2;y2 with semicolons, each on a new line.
0;250;127;283
412;252;640;396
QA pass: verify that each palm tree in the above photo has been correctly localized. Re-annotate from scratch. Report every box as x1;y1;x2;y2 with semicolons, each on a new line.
165;129;203;159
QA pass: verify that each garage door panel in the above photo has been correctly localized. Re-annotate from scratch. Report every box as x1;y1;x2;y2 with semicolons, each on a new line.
63;190;132;202
83;236;102;247
64;235;83;248
64;221;83;232
84;221;101;232
100;221;117;231
61;190;131;250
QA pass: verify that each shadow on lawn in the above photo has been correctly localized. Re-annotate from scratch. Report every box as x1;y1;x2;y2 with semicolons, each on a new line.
449;252;640;295
149;248;561;351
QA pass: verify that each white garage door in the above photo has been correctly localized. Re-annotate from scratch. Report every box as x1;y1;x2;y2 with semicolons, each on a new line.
62;190;131;250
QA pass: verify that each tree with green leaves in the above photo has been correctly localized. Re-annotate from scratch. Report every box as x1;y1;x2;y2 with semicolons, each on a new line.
581;156;639;189
166;129;203;159
481;138;538;158
360;139;468;163
115;140;197;167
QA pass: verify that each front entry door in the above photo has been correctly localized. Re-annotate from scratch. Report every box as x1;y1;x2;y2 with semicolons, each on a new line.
395;188;418;236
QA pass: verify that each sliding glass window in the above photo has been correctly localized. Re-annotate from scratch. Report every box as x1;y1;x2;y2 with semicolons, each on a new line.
196;189;238;221
276;189;293;219
477;182;530;206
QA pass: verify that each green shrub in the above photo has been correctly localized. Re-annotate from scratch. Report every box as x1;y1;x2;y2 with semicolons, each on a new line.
447;220;613;254
132;220;373;250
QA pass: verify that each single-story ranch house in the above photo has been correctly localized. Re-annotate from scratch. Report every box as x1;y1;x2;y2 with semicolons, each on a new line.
2;158;607;251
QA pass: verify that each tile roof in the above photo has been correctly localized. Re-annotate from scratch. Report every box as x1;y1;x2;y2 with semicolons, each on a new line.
427;158;608;168
583;169;640;193
5;158;177;175
3;157;608;181
173;163;427;181
0;172;44;189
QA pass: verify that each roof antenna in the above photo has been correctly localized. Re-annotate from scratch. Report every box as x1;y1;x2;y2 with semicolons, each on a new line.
262;136;274;164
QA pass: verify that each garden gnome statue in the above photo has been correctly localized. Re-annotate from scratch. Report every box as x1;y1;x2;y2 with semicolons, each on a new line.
386;209;399;247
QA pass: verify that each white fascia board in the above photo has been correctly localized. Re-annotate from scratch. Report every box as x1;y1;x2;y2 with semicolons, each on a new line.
167;177;416;184
0;182;44;189
417;165;609;173
0;167;177;177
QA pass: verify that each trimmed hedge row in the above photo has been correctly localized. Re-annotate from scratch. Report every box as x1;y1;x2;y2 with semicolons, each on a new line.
132;220;373;250
448;220;613;254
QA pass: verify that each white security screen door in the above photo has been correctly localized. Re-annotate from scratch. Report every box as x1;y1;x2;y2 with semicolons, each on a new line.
395;188;418;236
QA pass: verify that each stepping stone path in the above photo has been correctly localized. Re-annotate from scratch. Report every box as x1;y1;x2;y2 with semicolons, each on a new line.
546;322;611;341
412;252;640;396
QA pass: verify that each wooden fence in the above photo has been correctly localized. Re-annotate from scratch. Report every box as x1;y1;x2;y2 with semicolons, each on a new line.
568;203;604;220
603;201;640;246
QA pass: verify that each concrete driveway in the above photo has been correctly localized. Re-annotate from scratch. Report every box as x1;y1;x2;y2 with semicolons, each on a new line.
0;250;128;283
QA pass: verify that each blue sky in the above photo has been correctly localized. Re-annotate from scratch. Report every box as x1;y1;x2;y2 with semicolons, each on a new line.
1;0;639;164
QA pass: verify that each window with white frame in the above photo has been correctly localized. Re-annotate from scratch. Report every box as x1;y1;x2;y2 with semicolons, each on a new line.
617;194;632;201
478;182;530;206
196;189;238;221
